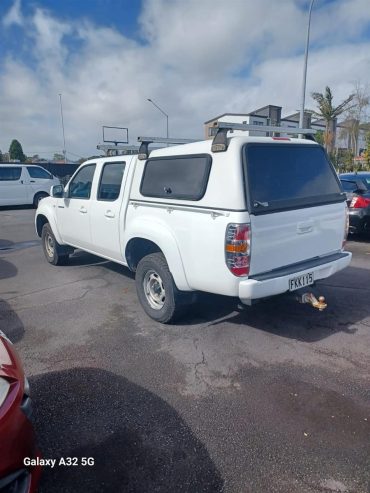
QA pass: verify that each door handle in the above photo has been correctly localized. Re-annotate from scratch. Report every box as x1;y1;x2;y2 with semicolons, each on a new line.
79;207;87;214
30;180;35;183
105;210;115;218
297;222;314;234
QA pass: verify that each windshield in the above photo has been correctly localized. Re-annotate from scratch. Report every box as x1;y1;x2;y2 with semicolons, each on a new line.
340;180;357;192
340;175;370;190
244;144;344;213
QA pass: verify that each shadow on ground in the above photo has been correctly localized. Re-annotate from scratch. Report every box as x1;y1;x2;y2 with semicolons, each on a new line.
56;251;370;343
0;298;25;343
0;256;18;280
0;205;33;211
32;368;224;493
179;265;370;343
347;233;370;243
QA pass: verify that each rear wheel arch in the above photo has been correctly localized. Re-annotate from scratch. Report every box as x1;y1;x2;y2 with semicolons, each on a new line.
125;235;190;291
125;238;162;271
135;252;193;324
33;192;48;208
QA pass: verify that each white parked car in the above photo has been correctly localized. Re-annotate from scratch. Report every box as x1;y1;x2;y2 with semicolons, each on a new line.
35;123;351;323
0;164;60;207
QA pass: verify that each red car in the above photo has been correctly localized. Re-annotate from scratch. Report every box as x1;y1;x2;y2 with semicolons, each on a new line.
0;331;41;492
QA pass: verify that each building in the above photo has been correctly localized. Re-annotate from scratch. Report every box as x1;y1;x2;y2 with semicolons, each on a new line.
204;105;282;139
204;106;367;155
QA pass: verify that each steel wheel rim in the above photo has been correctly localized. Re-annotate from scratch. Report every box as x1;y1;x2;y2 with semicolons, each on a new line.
45;233;55;257
143;269;165;310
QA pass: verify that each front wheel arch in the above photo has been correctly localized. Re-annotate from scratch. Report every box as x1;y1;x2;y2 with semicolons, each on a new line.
41;223;69;266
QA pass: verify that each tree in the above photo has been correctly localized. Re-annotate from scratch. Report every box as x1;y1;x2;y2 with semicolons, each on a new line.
0;150;3;163
9;139;26;162
53;153;65;162
340;82;369;156
364;132;370;170
315;130;324;146
311;87;355;155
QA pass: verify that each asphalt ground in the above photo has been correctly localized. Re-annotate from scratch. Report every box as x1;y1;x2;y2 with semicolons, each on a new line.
0;208;369;493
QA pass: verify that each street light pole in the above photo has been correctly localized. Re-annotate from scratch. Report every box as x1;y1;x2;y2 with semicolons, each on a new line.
147;98;169;138
299;0;315;134
59;93;67;164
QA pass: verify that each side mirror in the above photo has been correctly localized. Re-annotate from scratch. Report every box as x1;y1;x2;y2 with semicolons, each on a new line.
51;184;64;198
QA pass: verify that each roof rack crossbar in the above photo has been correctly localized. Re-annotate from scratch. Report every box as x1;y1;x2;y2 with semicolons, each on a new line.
137;136;198;144
211;121;317;153
214;121;316;135
97;144;140;156
137;136;200;160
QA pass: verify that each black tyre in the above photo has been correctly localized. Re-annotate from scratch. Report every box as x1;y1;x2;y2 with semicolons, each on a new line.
135;253;192;323
33;192;48;208
41;223;69;266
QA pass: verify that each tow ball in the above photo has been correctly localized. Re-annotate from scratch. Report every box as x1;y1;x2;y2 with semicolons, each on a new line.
297;292;327;311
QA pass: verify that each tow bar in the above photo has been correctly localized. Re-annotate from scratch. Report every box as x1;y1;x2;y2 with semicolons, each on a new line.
297;292;327;311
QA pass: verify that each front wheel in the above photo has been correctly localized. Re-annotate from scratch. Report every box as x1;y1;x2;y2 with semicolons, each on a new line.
135;253;192;324
41;223;69;266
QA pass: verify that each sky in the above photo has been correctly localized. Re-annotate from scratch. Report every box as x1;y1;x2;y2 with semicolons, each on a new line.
0;0;369;160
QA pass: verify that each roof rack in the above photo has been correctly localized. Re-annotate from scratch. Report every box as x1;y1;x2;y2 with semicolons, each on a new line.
211;121;317;153
137;136;200;160
97;144;140;156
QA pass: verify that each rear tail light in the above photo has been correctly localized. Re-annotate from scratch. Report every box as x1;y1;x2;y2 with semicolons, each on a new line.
343;206;349;249
0;377;10;408
225;223;251;276
350;196;370;208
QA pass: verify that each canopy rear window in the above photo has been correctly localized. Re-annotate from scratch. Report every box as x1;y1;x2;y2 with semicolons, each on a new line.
244;144;344;214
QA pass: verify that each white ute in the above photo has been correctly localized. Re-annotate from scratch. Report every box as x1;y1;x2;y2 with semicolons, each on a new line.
35;122;351;323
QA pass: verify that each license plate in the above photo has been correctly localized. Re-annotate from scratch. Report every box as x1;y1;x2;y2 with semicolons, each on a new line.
289;272;314;291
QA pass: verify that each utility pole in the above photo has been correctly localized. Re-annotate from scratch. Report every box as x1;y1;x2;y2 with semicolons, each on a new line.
147;98;169;139
59;93;67;163
299;0;315;136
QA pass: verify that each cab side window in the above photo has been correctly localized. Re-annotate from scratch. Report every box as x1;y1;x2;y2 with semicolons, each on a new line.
69;164;96;199
0;167;22;181
98;162;126;201
27;167;53;179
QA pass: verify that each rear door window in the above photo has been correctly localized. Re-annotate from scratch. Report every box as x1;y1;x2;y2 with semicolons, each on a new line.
98;161;126;201
140;154;212;200
0;167;22;181
244;144;344;214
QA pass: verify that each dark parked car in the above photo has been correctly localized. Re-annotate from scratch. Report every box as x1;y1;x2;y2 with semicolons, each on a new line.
339;172;370;235
0;331;41;492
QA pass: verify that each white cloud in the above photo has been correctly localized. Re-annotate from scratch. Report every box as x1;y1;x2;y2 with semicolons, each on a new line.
2;0;23;27
0;0;369;158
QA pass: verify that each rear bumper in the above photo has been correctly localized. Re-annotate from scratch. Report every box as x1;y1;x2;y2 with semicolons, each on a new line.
238;252;352;302
348;209;370;233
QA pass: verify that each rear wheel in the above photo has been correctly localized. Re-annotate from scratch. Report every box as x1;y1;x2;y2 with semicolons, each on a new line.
41;223;69;266
135;253;192;323
33;192;48;208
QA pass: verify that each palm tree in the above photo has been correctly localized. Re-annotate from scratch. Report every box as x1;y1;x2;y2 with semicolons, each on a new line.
311;86;355;154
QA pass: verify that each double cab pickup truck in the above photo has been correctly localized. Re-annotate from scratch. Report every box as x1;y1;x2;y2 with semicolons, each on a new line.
35;122;351;323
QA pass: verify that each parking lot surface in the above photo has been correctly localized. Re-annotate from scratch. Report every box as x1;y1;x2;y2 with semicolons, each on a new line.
1;208;369;493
